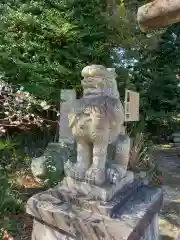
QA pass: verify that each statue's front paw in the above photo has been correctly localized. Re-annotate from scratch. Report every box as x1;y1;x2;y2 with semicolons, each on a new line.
64;160;88;180
85;167;106;186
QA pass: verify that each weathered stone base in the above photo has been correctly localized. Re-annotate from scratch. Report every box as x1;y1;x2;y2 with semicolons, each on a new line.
60;171;134;202
32;219;75;240
141;213;159;240
26;180;163;240
31;213;159;240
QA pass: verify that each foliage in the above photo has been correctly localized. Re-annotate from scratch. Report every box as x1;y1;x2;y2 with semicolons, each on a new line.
0;80;58;137
0;1;172;238
0;0;178;181
121;0;148;11
0;0;179;140
128;131;163;185
127;121;151;170
1;0;179;138
127;120;163;185
116;9;180;137
0;0;119;101
132;25;180;136
0;137;22;168
129;133;153;170
132;60;180;124
0;168;24;239
0;127;54;172
106;4;180;138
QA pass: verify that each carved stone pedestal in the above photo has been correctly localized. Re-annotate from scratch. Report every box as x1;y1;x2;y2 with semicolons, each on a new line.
60;171;134;202
26;180;163;240
31;141;76;181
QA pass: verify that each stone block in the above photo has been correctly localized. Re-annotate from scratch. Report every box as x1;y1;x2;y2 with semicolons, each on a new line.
60;89;76;141
31;141;76;181
31;213;159;240
60;171;134;202
26;181;163;240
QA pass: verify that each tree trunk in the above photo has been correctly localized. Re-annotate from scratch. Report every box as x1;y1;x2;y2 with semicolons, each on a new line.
137;0;180;32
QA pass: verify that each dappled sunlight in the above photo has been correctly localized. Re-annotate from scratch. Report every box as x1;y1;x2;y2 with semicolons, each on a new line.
153;146;180;239
159;217;180;239
159;144;173;149
159;200;180;238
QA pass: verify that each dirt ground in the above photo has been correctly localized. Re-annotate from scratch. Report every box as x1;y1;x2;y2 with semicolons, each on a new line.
9;169;44;240
153;144;180;240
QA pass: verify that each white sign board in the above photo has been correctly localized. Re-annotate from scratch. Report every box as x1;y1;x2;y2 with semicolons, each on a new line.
124;89;139;122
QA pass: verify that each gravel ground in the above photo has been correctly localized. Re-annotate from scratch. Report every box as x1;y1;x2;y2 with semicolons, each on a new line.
154;145;180;240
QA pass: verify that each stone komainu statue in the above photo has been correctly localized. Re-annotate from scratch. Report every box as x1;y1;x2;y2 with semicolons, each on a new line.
66;65;130;185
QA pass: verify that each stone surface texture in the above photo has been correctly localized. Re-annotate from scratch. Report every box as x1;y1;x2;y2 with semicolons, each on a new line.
27;65;163;240
26;182;163;240
31;214;159;240
60;89;76;141
59;172;134;202
31;141;76;180
66;65;129;186
140;214;159;240
137;0;180;32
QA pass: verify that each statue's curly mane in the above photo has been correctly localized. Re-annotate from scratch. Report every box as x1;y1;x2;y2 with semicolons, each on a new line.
76;96;119;116
69;95;124;136
68;65;125;141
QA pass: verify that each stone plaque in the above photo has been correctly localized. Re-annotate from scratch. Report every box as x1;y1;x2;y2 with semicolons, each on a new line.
124;89;139;122
60;90;76;142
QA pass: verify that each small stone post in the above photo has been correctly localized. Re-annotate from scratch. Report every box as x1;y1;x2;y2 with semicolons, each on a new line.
59;89;76;142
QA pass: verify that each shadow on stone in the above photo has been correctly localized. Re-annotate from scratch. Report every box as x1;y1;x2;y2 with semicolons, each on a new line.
160;235;174;240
